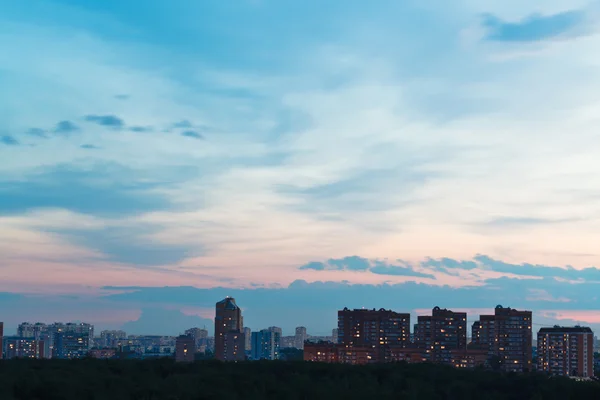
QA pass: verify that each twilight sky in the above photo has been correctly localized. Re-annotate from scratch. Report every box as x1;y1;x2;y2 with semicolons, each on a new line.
1;0;600;336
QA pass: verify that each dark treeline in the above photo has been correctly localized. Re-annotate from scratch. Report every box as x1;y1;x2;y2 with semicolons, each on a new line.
0;359;599;400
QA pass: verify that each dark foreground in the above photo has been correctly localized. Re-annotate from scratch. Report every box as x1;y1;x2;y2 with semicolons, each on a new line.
0;359;599;400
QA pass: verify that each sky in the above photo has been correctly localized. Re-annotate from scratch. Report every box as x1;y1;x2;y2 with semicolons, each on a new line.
1;0;600;336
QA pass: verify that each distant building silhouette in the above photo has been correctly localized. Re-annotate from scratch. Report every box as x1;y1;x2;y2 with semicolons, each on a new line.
294;327;307;350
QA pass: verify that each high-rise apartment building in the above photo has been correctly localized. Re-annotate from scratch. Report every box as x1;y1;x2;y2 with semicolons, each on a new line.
415;306;467;364
537;326;594;378
184;327;208;349
100;330;127;348
53;331;90;359
18;322;48;339
175;335;197;363
224;331;246;361
251;328;281;360
332;328;339;344
4;338;45;359
338;308;411;363
0;322;3;359
295;327;307;350
243;327;252;351
472;305;532;372
214;297;244;361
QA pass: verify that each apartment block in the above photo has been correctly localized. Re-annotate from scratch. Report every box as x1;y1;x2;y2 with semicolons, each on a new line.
338;308;411;362
537;326;594;378
415;306;467;364
472;305;532;372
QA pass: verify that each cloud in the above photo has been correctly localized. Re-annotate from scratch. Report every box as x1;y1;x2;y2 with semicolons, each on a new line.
482;10;587;42
84;114;125;129
1;136;19;146
80;144;100;149
129;126;152;132
101;276;600;334
0;162;171;217
26;128;48;138
300;256;434;279
54;120;79;135
121;308;213;335
181;130;203;139
173;120;193;128
61;225;193;266
370;264;435;279
114;94;129;100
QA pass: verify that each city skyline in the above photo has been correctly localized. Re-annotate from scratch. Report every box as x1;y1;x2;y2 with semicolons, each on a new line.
2;0;600;334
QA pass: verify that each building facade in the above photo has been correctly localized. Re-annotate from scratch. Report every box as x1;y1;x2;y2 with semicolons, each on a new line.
53;331;90;359
4;337;45;359
214;297;244;361
414;306;467;364
251;328;281;360
537;326;594;378
472;305;532;372
338;308;411;363
295;326;307;350
175;335;197;363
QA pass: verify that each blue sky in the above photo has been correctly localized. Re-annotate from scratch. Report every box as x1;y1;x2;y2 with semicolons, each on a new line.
1;0;600;336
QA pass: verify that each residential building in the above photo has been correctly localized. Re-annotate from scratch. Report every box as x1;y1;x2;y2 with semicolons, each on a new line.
100;330;127;348
4;338;45;359
251;328;281;360
224;331;246;361
243;327;252;351
472;305;532;372
338;308;411;362
185;327;208;349
280;336;296;348
89;349;116;359
415;306;467;364
175;335;197;363
214;297;243;361
295;326;307;350
17;322;47;339
537;326;594;378
0;322;3;359
53;331;90;359
332;328;339;344
304;341;339;363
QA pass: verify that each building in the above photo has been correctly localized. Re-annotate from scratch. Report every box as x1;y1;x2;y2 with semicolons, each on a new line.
89;349;116;359
338;308;411;362
414;306;467;364
175;335;197;363
472;305;532;372
304;341;339;363
280;336;296;348
332;328;339;344
17;322;48;339
4;338;45;359
251;328;281;360
295;327;307;350
243;327;252;351
537;326;594;378
100;330;127;348
184;327;208;349
53;331;90;359
214;297;243;361
0;322;3;359
224;331;246;361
